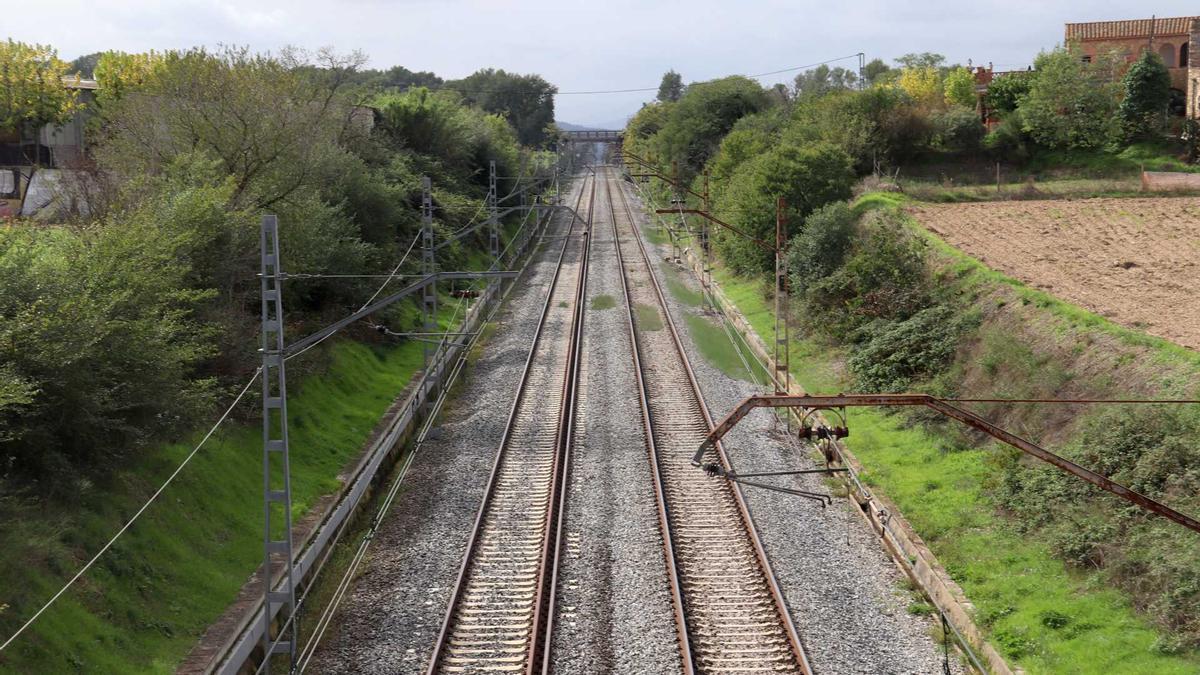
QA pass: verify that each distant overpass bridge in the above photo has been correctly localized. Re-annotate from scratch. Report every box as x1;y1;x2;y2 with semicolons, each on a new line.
561;129;623;143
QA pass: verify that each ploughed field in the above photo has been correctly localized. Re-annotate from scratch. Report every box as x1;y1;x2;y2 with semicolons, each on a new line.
909;197;1200;350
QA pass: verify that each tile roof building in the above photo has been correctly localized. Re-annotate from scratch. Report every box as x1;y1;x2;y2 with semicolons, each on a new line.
1064;16;1200;117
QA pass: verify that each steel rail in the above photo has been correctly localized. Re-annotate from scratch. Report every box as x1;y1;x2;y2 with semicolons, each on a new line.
604;170;696;673
426;173;594;675
538;174;595;673
609;168;813;674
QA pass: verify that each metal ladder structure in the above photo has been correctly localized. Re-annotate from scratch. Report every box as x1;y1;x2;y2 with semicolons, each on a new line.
259;214;298;671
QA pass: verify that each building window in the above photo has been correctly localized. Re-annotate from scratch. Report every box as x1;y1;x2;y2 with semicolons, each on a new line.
1081;55;1092;63
1160;43;1176;66
1183;42;1190;68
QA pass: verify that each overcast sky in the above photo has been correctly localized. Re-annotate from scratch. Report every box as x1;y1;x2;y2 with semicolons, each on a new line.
12;1;1200;127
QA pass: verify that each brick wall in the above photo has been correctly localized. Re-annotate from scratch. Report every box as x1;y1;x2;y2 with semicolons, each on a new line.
1190;20;1200;118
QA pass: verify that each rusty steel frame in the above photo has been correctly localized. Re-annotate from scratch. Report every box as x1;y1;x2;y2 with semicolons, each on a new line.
426;174;594;675
611;172;814;674
694;394;1200;535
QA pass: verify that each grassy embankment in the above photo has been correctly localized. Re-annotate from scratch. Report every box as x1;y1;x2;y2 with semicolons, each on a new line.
644;196;1200;673
900;143;1200;202
0;289;479;673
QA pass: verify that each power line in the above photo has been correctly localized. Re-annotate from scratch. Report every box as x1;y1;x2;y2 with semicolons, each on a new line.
389;52;867;99
0;222;441;654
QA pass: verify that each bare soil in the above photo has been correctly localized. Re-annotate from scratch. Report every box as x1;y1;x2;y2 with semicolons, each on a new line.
909;197;1200;350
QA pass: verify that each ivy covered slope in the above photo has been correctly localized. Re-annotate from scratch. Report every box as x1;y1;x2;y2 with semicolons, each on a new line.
0;41;556;671
626;52;1200;672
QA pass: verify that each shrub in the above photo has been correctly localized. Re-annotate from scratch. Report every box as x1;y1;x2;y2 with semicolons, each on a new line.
931;107;985;152
715;142;854;274
804;209;931;333
878;103;934;163
848;304;973;392
990;405;1200;647
787;201;856;294
984;110;1031;162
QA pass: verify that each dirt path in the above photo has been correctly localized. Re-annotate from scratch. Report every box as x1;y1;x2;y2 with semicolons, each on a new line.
910;197;1200;350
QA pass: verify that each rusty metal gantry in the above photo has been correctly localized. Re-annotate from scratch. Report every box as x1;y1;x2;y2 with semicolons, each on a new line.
693;393;1200;535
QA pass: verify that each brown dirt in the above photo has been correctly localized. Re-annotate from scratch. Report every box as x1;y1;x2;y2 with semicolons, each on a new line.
909;197;1200;350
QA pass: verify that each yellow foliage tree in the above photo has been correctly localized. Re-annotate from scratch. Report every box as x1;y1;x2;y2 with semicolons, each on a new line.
0;39;78;140
94;50;165;108
897;66;942;108
943;66;977;108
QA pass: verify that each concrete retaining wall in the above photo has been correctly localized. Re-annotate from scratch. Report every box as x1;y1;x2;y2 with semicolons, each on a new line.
1142;171;1200;192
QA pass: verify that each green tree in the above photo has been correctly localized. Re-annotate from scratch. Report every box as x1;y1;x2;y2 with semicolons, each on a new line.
794;65;858;99
448;68;557;147
96;46;363;209
657;69;683;102
68;51;102;78
0;40;79;154
895;52;945;70
1118;50;1171;140
787;201;856;294
93;50;164;108
863;58;893;85
0;190;221;478
654;76;768;179
944;66;977;108
1020;46;1121;150
715;141;854;273
805;209;931;333
984;72;1032;115
350;64;443;91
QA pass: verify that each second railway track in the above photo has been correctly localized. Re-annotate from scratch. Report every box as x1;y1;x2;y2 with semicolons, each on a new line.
428;174;595;674
606;167;813;674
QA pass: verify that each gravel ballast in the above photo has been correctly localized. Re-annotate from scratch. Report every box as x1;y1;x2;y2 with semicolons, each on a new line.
549;175;682;674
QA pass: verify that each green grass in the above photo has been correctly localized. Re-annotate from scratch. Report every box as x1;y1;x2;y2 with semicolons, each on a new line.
642;223;670;246
634;303;664;331
590;294;616;310
1027;142;1200;176
661;263;704;308
893;142;1200;203
683;313;766;383
708;264;1200;673
0;336;432;673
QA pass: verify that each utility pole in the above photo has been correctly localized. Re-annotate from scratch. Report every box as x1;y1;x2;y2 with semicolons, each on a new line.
421;176;437;415
701;169;713;308
773;197;790;400
487;161;500;301
259;214;297;672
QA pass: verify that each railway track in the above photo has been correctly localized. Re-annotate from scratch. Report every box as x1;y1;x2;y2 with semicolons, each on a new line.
605;167;813;674
427;173;594;674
